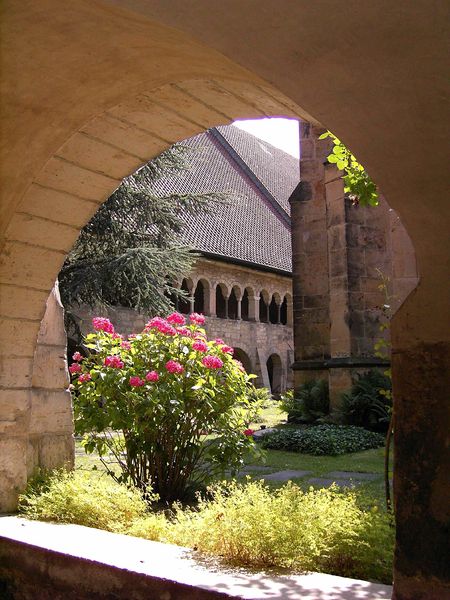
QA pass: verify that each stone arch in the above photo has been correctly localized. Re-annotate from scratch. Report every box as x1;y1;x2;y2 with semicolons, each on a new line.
269;293;281;325
228;284;241;320
259;289;269;323
1;7;448;596
193;278;210;315
233;347;252;374
215;282;228;319
241;286;254;321
178;277;194;315
266;353;283;395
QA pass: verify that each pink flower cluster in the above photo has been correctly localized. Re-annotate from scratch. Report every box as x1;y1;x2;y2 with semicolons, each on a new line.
129;376;145;387
190;312;205;325
176;326;191;337
121;341;131;350
145;370;159;382
104;355;124;369
72;351;83;362
167;312;186;325
192;340;208;353
202;355;223;369
145;317;176;336
78;373;91;383
92;317;115;334
69;363;82;374
165;360;184;374
243;428;254;437
221;345;234;355
214;338;225;345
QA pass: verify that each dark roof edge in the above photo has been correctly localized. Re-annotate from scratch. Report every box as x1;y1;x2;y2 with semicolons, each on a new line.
209;127;292;230
196;250;292;277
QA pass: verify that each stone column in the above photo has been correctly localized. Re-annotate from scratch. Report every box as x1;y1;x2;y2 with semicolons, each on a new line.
391;277;450;599
236;292;242;320
209;284;217;317
248;293;259;322
290;121;331;390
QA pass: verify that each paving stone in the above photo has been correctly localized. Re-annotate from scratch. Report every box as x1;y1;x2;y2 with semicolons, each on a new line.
261;470;312;481
240;465;272;473
325;471;379;481
307;477;362;488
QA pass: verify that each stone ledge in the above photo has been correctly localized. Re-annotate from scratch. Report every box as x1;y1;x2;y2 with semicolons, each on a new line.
0;517;392;599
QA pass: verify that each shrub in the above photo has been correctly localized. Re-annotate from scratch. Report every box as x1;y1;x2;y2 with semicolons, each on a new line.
71;313;259;502
340;370;392;431
258;424;384;455
18;470;151;532
19;471;394;584
166;480;394;584
280;379;329;424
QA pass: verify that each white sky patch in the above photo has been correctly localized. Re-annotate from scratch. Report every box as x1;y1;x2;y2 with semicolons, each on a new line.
233;117;300;159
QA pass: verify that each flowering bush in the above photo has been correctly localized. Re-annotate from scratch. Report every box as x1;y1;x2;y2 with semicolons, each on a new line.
71;313;259;502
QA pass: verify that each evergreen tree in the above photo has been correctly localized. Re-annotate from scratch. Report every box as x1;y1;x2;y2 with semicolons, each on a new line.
59;144;223;321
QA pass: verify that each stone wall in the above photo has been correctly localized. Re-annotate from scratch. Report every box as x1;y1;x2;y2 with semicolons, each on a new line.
72;257;294;393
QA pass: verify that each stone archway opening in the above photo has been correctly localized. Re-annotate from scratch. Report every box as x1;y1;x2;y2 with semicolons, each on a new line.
266;353;282;395
1;7;447;593
233;347;252;374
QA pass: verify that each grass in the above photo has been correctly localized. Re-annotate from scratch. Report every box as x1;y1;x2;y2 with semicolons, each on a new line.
75;399;392;505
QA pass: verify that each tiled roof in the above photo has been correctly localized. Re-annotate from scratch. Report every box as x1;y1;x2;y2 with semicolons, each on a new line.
148;124;299;274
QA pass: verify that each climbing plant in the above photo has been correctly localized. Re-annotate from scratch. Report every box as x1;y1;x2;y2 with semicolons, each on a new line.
319;131;379;207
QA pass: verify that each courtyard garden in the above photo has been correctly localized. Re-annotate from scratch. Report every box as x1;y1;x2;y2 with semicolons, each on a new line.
18;313;395;586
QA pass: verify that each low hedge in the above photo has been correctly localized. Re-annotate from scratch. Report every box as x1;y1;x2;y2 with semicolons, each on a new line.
258;424;385;455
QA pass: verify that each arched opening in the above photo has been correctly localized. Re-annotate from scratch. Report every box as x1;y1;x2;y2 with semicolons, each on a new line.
178;279;192;315
194;280;205;314
233;348;252;374
269;295;279;324
266;353;283;395
259;292;269;323
215;284;227;319
1;12;444;594
228;286;239;320
280;296;288;325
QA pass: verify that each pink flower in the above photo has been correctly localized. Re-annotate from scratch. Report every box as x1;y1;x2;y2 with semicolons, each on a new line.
192;340;208;353
104;355;124;369
202;355;223;369
243;428;254;437
176;326;191;337
234;360;245;372
129;376;145;387
78;373;91;383
221;345;234;355
214;338;225;345
145;370;159;382
112;333;123;340
69;363;82;374
144;317;176;336
121;341;131;350
72;351;83;362
165;360;184;374
92;317;115;334
190;312;205;325
167;312;186;325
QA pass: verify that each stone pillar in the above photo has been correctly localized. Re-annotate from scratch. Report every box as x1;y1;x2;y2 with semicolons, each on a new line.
236;292;242;320
290;121;331;390
325;163;353;408
0;283;74;512
30;283;74;473
209;284;217;317
391;279;450;599
248;293;259;322
276;302;281;325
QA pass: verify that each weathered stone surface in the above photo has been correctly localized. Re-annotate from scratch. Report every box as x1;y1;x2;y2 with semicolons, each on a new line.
29;390;73;435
